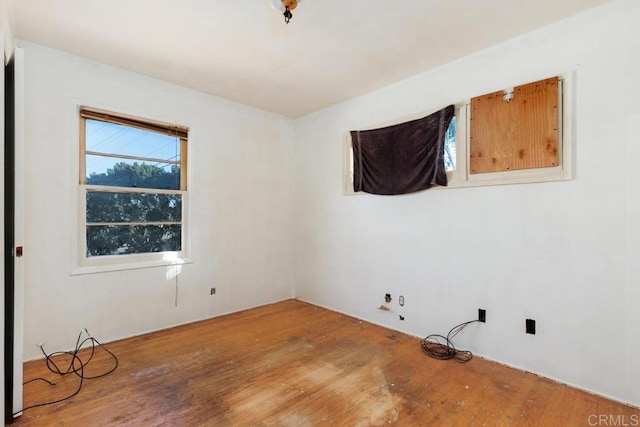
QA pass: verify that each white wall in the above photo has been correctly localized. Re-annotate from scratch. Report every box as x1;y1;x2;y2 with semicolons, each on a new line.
293;0;640;407
21;41;295;360
16;0;640;409
0;3;14;62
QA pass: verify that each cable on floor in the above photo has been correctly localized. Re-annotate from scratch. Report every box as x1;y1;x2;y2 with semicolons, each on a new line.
15;328;118;416
421;320;479;363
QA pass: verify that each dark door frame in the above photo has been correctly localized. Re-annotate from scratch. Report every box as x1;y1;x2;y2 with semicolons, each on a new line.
4;54;16;424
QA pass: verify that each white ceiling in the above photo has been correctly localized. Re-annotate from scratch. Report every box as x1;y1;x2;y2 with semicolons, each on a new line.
4;0;613;118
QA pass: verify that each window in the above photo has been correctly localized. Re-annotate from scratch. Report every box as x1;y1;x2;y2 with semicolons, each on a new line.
443;116;457;173
342;107;464;196
469;77;559;174
79;108;188;267
343;72;573;194
350;106;454;195
344;115;457;195
453;73;572;186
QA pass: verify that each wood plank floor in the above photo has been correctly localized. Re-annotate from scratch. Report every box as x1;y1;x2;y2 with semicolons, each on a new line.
13;299;638;426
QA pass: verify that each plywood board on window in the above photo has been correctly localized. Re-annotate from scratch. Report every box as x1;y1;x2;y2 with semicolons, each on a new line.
470;77;559;174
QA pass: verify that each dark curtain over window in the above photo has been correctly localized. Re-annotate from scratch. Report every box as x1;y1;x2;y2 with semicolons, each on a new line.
351;105;455;195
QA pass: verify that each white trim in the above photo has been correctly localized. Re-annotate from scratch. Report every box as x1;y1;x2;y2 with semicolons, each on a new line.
85;184;183;195
342;133;363;196
72;255;193;276
85;150;181;165
87;221;182;227
445;105;468;186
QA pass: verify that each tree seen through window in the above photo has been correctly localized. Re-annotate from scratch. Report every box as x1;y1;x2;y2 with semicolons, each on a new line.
443;116;456;173
81;111;187;258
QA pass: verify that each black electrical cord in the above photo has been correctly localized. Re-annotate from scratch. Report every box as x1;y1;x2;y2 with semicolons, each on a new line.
421;320;479;363
14;329;118;416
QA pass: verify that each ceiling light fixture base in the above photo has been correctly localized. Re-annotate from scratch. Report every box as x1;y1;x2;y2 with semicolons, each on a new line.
271;0;300;24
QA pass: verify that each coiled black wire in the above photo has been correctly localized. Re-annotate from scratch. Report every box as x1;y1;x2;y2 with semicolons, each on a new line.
421;320;479;363
15;329;118;416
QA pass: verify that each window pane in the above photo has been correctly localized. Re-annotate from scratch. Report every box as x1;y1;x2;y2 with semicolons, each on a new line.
444;116;456;172
85;119;180;161
86;155;180;190
87;191;182;223
86;224;182;257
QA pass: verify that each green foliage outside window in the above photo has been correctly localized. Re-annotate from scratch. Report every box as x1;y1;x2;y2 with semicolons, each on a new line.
86;162;182;257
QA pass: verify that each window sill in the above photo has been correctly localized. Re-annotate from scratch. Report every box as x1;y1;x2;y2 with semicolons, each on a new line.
443;165;573;189
71;254;193;275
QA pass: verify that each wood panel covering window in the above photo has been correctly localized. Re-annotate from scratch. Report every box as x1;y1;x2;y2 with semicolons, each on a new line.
470;77;559;174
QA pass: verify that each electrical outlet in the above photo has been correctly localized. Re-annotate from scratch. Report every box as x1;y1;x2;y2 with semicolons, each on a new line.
478;309;486;323
526;319;536;334
399;296;405;306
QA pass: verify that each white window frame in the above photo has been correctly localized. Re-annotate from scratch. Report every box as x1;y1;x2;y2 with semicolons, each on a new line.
74;107;191;274
343;71;574;195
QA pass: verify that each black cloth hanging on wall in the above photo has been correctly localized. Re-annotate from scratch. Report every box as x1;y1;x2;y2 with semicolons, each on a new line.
351;105;455;195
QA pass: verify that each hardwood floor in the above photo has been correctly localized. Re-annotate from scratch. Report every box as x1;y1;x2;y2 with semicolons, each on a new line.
13;299;638;426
